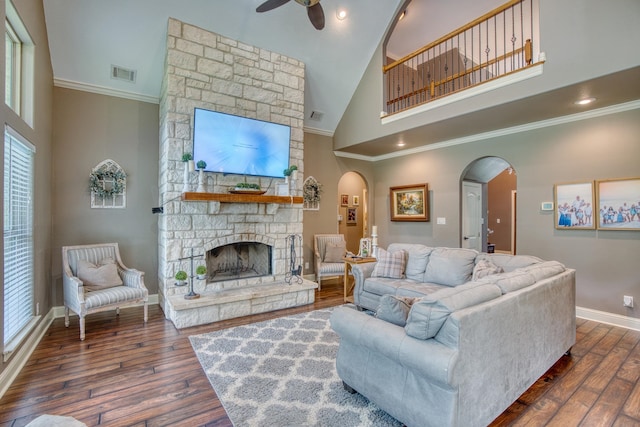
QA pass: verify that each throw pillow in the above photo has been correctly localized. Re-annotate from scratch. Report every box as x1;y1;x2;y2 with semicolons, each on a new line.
376;295;418;326
77;257;123;292
324;242;346;263
371;248;406;279
472;259;504;281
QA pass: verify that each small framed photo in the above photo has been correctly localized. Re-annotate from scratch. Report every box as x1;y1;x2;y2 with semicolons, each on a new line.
596;177;640;230
341;194;349;206
390;184;429;222
554;181;595;229
347;207;357;225
353;195;360;206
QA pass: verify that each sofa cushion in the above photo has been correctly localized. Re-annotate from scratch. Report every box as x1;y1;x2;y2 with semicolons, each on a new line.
476;253;542;272
472;258;504;281
324;241;346;262
405;282;501;340
372;248;406;279
482;270;536;294
518;260;566;281
376;295;418;326
77;258;123;292
423;248;477;286
387;244;432;282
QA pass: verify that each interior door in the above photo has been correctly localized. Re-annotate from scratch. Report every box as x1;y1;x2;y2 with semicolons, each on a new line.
462;181;482;251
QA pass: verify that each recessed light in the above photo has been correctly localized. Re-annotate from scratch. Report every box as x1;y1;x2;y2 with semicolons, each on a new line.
397;141;406;147
574;97;595;105
336;9;347;20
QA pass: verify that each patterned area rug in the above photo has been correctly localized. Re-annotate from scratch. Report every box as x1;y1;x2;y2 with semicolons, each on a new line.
189;308;402;426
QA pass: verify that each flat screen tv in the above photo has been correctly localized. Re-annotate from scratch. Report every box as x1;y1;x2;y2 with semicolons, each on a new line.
192;108;291;178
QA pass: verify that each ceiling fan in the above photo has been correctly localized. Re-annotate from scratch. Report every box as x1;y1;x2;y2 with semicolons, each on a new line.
256;0;325;30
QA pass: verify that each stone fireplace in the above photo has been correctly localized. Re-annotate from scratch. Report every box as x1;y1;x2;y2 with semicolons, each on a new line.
157;19;317;328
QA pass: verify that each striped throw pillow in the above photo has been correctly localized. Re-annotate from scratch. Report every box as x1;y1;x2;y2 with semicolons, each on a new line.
372;248;406;279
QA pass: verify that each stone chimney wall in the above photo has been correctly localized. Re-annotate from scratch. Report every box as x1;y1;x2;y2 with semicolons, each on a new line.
158;18;305;312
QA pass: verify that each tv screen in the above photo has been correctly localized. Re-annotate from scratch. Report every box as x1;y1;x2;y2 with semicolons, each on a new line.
192;108;291;178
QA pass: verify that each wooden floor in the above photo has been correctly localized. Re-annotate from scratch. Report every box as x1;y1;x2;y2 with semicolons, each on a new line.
1;279;639;427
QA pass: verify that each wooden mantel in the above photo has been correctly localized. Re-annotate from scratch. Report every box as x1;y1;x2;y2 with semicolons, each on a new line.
182;192;303;204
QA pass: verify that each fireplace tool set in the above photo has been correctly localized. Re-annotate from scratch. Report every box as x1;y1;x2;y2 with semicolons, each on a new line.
285;234;303;284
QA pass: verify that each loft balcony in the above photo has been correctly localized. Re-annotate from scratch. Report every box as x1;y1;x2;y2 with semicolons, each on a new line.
383;0;540;116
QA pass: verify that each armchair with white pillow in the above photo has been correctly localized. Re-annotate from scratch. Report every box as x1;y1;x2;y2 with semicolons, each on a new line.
62;243;148;340
313;234;348;290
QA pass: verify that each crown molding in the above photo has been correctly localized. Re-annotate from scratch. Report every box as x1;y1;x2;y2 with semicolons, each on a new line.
54;78;160;104
303;126;334;137
335;99;640;162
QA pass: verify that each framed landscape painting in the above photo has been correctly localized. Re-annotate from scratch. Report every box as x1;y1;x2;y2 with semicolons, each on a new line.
596;177;640;230
390;183;429;221
554;181;595;229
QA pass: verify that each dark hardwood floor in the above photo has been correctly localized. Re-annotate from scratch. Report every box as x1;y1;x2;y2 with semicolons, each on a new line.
1;279;639;426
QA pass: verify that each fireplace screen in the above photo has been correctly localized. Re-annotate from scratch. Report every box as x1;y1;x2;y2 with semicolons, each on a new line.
206;242;272;282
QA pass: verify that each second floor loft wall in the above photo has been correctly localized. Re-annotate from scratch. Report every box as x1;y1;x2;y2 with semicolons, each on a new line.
384;0;538;115
333;0;640;153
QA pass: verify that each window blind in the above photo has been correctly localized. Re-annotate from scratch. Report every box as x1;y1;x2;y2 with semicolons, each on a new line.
4;127;34;346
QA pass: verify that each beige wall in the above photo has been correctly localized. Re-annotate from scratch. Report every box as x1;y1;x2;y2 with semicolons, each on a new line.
302;132;375;275
369;108;640;318
51;88;159;301
0;0;53;374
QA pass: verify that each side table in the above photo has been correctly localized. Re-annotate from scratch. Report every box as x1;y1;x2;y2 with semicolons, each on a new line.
342;256;377;303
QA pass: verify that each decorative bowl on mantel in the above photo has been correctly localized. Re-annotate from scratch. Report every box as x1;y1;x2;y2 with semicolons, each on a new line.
230;183;266;195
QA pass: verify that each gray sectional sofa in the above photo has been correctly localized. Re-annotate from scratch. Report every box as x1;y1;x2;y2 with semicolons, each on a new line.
330;244;576;427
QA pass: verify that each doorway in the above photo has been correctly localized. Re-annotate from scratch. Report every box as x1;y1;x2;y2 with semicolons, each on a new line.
461;157;517;253
338;172;368;255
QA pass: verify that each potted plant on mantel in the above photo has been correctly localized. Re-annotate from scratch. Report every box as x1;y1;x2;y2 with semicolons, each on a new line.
283;165;298;183
196;160;207;193
182;153;195;193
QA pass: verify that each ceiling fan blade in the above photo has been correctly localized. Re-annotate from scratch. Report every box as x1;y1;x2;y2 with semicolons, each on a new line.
256;0;291;13
307;3;325;30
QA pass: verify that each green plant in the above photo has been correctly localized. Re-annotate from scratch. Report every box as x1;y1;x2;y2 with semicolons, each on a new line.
283;165;298;177
236;182;261;190
181;153;193;162
196;160;207;170
175;270;187;281
196;265;206;275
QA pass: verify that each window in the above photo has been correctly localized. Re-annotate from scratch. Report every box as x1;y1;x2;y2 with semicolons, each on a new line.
5;21;21;112
5;0;34;126
3;127;35;355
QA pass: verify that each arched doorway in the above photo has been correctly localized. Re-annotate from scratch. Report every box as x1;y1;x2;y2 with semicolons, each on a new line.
461;157;517;254
337;172;369;255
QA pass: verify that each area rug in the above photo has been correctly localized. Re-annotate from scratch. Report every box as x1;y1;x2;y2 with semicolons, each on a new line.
189;308;402;426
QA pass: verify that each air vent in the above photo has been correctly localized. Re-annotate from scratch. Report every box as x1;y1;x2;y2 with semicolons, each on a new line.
111;65;136;83
309;110;324;121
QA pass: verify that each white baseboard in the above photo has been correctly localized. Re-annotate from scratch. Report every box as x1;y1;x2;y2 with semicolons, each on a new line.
0;309;55;399
576;306;640;331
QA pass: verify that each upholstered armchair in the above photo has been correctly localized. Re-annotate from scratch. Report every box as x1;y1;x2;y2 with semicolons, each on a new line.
313;234;347;290
62;243;148;340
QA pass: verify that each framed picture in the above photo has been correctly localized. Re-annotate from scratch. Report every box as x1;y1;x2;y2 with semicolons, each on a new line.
390;183;429;222
596;177;640;230
346;207;357;225
358;238;371;257
554;181;595;229
341;194;349;206
353;195;360;206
